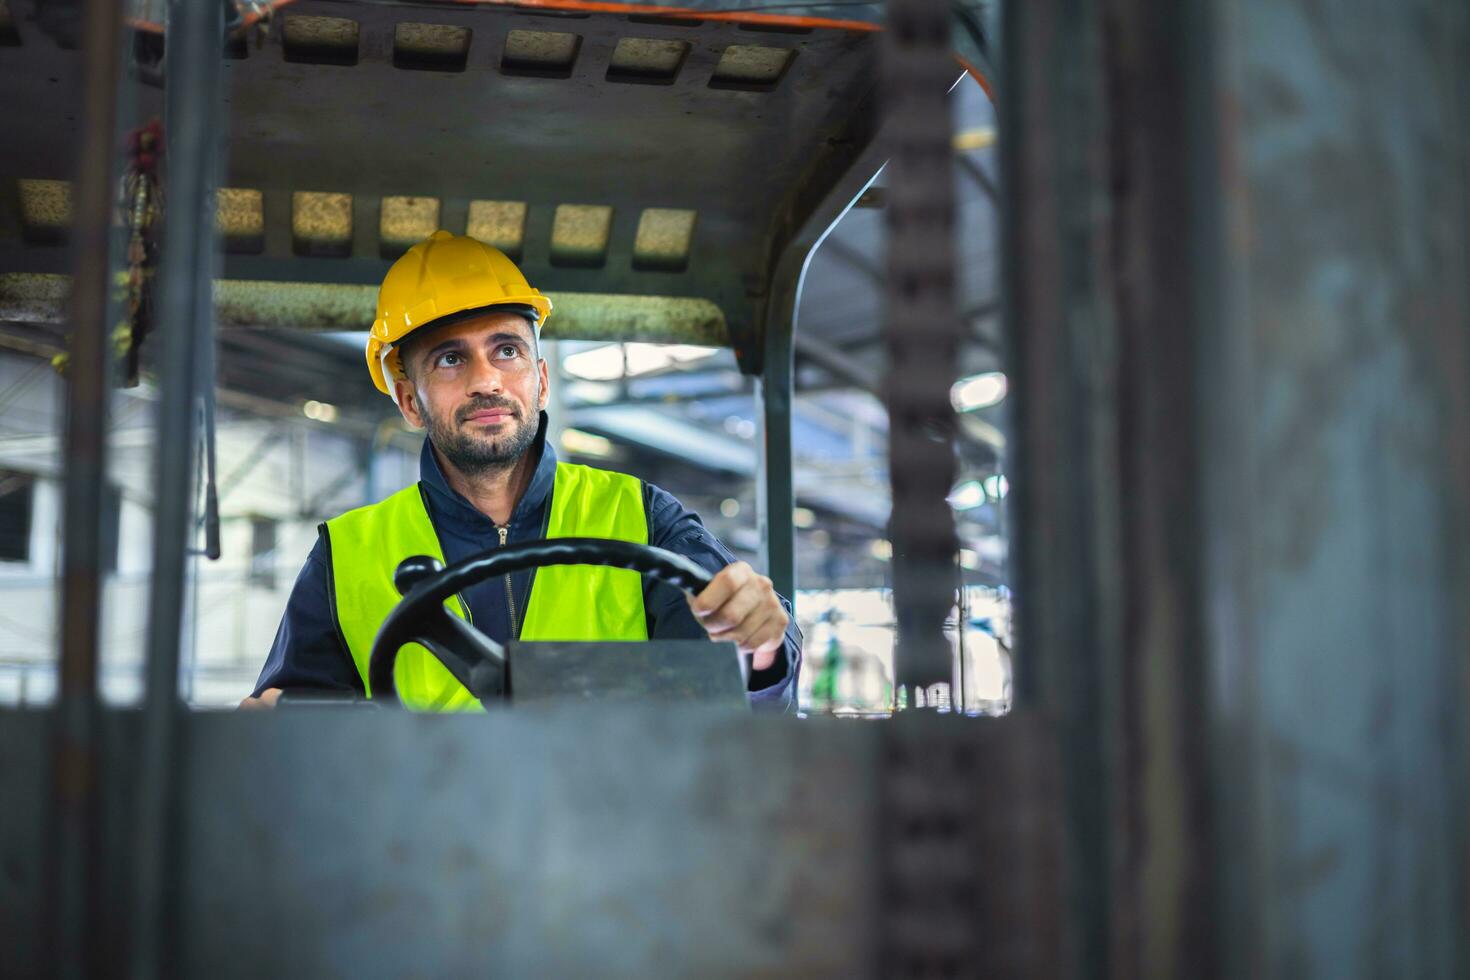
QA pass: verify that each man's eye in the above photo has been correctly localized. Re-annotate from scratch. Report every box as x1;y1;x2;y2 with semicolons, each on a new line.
436;351;463;367
497;346;519;359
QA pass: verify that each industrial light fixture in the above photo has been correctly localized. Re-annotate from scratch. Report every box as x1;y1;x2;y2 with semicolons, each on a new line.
562;345;623;381
562;342;719;381
720;498;741;517
564;381;619;405
722;415;756;440
792;507;816;528
947;480;985;510
301;399;338;423
982;474;1009;500
560;428;614;458
950;372;1007;412
869;539;892;561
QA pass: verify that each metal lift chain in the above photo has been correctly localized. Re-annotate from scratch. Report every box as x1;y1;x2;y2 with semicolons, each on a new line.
882;0;962;701
879;0;979;976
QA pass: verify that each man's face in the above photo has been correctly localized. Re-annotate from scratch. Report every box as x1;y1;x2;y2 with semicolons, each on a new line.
392;311;549;475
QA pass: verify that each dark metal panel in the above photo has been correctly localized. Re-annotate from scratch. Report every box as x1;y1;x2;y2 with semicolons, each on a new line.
1093;2;1220;977
1199;2;1470;976
176;707;881;978
1000;0;1197;974
3;710;50;978
507;639;746;703
3;706;1065;978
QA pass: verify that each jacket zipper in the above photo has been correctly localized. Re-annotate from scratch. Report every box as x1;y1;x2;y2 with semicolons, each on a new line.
499;525;518;639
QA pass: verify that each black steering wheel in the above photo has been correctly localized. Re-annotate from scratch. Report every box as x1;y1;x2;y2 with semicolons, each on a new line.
368;538;714;707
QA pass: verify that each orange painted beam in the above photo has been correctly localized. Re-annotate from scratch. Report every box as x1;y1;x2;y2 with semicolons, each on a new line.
129;0;995;102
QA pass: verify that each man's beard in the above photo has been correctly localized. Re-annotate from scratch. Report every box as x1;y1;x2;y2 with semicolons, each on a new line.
420;394;539;476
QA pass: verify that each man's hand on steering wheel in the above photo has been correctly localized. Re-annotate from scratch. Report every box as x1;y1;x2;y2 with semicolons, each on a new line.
239;688;283;710
243;544;785;709
687;561;789;671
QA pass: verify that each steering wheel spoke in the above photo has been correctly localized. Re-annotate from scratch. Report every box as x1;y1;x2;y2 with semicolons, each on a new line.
414;610;507;701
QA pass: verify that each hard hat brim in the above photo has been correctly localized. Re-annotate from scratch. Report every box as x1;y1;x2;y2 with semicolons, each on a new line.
367;297;551;395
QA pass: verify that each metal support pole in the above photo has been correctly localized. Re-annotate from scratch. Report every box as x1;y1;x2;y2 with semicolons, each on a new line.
756;297;796;601
999;0;1116;973
133;2;225;975
882;0;961;698
46;0;124;975
1095;2;1217;974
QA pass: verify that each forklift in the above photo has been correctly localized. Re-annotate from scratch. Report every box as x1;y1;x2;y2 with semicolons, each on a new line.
5;0;1463;976
3;1;1056;976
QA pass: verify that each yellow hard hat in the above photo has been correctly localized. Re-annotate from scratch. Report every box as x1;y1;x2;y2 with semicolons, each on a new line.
365;230;553;395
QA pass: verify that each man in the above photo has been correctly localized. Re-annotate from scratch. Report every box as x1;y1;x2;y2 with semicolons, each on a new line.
245;231;800;711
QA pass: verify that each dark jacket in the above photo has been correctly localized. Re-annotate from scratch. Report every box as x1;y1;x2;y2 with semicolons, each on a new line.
253;415;801;710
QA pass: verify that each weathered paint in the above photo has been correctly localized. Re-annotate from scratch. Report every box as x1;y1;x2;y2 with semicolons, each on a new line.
0;273;731;346
0;707;1063;978
1005;0;1468;977
1203;2;1468;976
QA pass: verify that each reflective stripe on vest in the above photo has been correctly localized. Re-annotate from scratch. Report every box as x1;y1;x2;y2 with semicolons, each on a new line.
324;461;649;711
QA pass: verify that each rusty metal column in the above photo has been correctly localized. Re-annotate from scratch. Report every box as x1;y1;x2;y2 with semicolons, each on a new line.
46;0;125;976
1093;1;1221;975
756;301;796;601
882;0;962;699
999;0;1122;975
1198;2;1470;976
132;1;226;976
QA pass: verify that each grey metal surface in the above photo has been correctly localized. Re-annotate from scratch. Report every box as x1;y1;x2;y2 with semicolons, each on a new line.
1199;1;1469;976
0;709;50;974
0;706;1063;978
177;708;874;978
508;639;747;705
1098;4;1222;976
1002;0;1216;975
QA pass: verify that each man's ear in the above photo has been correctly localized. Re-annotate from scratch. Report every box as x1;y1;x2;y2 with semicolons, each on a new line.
537;355;550;412
393;377;425;429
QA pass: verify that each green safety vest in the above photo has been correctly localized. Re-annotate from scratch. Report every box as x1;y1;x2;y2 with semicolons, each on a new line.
323;461;649;711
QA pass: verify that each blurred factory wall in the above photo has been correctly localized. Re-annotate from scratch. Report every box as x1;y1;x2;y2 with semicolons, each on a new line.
0;350;418;706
